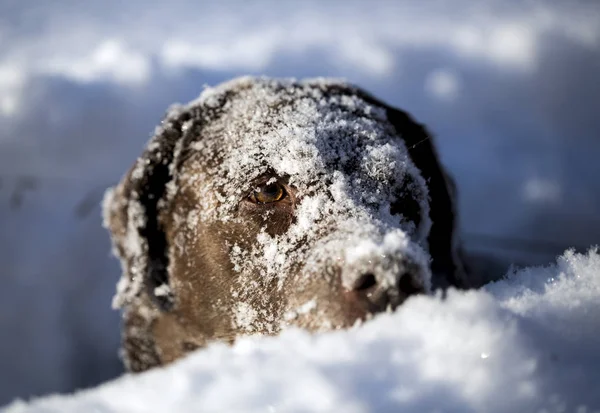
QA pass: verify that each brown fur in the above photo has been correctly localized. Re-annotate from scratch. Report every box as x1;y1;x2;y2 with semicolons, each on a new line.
103;77;468;372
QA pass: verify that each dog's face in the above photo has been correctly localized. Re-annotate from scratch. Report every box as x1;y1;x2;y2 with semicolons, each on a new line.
104;77;467;371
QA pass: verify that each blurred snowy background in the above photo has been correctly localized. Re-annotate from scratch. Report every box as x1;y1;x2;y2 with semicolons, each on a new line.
1;0;599;406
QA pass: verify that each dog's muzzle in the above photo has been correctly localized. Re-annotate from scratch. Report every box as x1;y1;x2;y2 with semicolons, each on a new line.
311;228;431;314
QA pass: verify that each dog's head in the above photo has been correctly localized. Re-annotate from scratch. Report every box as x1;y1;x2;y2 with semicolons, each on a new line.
104;77;468;371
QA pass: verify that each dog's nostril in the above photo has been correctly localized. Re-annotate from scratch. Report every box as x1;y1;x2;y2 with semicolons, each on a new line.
354;273;378;291
397;273;424;296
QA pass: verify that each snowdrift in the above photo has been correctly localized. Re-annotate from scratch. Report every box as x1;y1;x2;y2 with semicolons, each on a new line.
5;249;600;413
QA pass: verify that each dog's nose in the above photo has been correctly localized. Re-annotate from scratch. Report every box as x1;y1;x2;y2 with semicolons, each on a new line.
350;271;425;313
353;273;378;292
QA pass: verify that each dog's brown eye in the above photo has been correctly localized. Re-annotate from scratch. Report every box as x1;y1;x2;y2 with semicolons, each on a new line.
250;182;286;204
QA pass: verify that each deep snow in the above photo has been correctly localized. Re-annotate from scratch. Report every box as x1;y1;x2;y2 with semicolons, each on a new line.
4;249;600;413
2;0;600;405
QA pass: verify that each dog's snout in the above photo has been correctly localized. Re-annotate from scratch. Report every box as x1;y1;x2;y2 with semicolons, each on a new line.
353;271;424;296
348;269;424;315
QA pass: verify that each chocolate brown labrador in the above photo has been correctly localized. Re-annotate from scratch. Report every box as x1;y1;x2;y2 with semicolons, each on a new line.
103;77;469;372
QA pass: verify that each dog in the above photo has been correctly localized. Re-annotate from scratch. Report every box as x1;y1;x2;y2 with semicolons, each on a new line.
103;76;469;372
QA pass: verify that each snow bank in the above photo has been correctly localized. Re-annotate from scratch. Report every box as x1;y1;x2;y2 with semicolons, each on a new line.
4;249;600;413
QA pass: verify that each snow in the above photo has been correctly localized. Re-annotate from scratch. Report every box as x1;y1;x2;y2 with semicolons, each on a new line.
1;2;599;405
5;249;600;413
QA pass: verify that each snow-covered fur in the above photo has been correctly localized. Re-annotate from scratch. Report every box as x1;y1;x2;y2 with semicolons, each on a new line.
103;76;468;371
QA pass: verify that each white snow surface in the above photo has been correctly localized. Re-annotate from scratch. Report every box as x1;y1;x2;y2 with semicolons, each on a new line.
5;249;600;413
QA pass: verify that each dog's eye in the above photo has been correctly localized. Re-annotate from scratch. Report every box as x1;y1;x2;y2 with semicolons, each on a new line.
249;182;286;204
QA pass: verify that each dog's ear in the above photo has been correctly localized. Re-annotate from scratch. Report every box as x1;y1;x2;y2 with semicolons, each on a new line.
383;106;469;289
103;108;195;312
102;108;195;371
104;88;240;371
104;86;239;313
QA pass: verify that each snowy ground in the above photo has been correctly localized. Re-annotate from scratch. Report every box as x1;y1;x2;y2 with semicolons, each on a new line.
5;249;600;413
1;0;600;406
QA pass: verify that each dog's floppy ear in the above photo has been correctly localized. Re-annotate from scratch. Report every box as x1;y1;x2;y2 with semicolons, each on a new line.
103;87;240;371
103;108;195;312
102;108;195;371
383;106;469;289
104;86;238;313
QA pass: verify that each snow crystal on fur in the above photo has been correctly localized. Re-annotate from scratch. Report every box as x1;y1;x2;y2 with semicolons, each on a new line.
178;77;432;298
105;76;433;329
